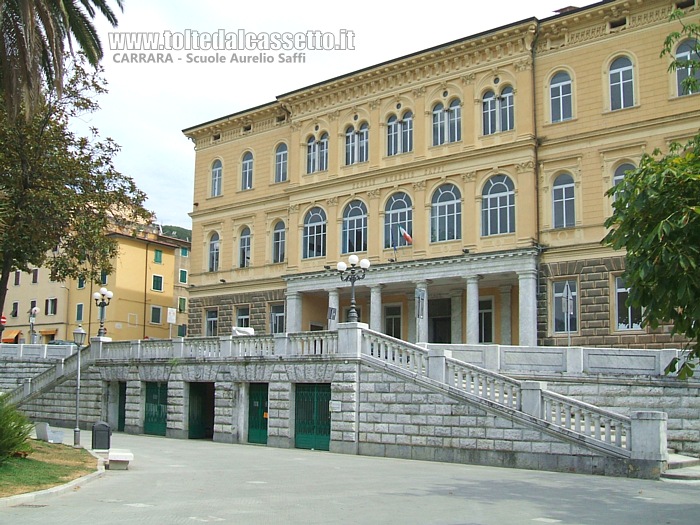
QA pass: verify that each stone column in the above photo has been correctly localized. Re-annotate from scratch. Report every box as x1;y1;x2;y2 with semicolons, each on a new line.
451;291;463;344
630;412;668;462
518;270;538;346
466;275;480;344
285;291;302;333
370;285;383;332
407;300;416;343
328;289;340;331
415;281;429;344
500;285;512;345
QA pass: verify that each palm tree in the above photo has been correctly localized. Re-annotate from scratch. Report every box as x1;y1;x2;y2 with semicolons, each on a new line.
0;0;123;119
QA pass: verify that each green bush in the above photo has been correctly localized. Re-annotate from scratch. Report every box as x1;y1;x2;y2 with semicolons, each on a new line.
0;395;33;464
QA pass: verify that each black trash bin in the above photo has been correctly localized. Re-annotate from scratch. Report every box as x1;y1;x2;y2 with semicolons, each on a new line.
92;421;112;450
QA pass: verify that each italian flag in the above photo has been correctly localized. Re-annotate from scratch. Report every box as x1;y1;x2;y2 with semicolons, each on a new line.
399;226;413;245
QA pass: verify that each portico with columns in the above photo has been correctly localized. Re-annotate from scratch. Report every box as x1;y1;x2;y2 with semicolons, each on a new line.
284;248;538;346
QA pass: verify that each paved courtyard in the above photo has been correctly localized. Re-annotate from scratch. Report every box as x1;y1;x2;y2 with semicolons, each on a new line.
1;429;699;524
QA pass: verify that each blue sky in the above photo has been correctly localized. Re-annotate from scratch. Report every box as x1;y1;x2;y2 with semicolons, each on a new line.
84;0;597;228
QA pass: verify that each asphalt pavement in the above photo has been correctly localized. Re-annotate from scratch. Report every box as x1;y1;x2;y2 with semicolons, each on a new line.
1;427;699;524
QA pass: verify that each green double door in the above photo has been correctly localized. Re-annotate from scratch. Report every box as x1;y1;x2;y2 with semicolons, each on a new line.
144;382;167;436
248;383;269;444
189;383;215;439
295;383;331;451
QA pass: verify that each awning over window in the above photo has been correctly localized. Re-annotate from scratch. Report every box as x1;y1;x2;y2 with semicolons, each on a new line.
39;329;57;335
1;329;22;342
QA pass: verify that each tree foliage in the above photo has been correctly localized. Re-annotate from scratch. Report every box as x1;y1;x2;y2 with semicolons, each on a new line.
0;0;124;120
161;225;192;241
0;396;33;464
661;9;700;96
0;57;152;318
604;132;700;379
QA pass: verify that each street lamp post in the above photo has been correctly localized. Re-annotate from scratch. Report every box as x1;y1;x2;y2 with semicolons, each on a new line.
93;287;113;337
72;325;86;447
29;306;40;343
336;255;371;323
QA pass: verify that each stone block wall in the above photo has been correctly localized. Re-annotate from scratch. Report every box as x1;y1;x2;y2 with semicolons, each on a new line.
188;289;285;337
0;358;57;392
538;256;687;348
340;364;649;477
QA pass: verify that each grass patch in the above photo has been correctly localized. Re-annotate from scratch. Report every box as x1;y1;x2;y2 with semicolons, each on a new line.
0;440;98;498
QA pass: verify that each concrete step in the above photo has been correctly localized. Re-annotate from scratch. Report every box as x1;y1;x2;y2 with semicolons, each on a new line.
662;453;700;481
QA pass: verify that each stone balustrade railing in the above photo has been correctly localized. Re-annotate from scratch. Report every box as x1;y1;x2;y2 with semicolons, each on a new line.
288;331;338;355
541;388;631;450
361;329;428;376
444;357;521;410
0;343;76;359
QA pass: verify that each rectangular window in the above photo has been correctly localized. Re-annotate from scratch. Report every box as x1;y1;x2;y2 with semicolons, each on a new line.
270;304;285;334
11;301;19;317
152;274;163;292
32;268;39;283
236;306;250;327
615;277;643;330
45;298;58;316
181;247;189;257
77;276;86;289
76;303;84;322
154;249;163;263
30;299;37;311
384;305;401;339
177;324;187;337
150;306;162;324
553;280;578;333
101;270;108;285
179;269;188;284
14;271;20;286
206;309;218;337
178;296;187;313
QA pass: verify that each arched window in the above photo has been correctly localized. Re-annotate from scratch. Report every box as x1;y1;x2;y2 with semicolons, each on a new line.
432;100;461;146
613;163;635;188
676;39;699;96
612;163;635;203
342;200;368;253
345;123;369;165
307;133;329;173
272;221;285;263
303;207;327;258
241;152;253;190
239;227;250;268
211;160;222;197
208;232;220;272
384;192;413;248
550;71;573;122
387;111;413;156
431;184;462;242
483;87;514;135
275;144;288;183
610;56;634;110
499;87;514;131
481;175;515;236
553;173;576;228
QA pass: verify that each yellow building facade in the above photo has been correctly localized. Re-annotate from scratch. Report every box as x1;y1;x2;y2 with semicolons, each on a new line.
2;226;191;343
184;0;699;347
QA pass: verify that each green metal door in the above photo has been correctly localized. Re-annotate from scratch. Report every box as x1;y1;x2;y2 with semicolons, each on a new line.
188;382;215;439
295;383;331;451
144;381;167;436
117;381;126;432
248;383;269;444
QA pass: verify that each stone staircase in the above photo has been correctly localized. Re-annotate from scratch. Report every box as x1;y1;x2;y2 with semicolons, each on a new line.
662;451;700;481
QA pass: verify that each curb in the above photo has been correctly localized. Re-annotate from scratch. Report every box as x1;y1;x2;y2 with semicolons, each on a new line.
0;448;106;509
